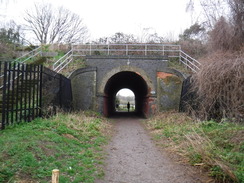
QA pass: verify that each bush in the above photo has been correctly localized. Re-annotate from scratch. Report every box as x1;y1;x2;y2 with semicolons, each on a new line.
190;50;244;122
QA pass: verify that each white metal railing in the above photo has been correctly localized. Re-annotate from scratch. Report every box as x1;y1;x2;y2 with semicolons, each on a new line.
14;46;42;63
179;50;201;73
0;47;42;89
53;50;73;73
53;44;201;73
72;44;181;57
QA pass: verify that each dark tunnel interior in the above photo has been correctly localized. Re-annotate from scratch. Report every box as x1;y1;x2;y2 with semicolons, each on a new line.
104;71;148;117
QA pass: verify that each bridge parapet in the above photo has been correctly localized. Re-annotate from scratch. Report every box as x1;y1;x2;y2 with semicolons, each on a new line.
72;44;181;58
53;43;201;73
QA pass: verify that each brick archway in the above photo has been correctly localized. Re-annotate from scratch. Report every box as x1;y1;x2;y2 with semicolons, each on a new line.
104;71;149;117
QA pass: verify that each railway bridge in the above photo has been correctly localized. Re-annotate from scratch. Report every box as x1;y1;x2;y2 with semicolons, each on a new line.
63;44;200;117
0;44;201;129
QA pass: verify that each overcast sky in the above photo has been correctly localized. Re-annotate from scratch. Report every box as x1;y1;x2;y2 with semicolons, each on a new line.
1;0;201;41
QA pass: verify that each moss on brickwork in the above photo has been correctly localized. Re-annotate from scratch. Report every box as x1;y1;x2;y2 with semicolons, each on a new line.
157;75;183;111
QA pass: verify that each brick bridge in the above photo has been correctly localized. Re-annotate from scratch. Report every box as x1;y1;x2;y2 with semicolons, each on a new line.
0;44;200;130
63;44;200;117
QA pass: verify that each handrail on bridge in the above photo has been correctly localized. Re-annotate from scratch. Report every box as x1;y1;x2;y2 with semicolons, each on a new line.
72;43;181;57
53;43;201;73
53;50;73;73
14;46;42;63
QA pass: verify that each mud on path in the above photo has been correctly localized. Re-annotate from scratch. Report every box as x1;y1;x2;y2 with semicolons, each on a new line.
96;116;211;183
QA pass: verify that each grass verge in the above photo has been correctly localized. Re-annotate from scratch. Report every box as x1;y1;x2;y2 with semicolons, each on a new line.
145;111;244;183
0;111;112;183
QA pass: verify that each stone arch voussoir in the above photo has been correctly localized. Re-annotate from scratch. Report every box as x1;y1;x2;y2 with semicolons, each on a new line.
98;65;155;95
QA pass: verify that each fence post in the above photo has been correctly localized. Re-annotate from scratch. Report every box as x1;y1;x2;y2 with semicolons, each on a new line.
52;169;59;183
19;64;24;121
24;64;28;121
1;62;8;130
15;63;20;123
39;65;43;117
6;62;11;126
11;63;16;124
31;65;36;120
59;74;62;108
28;64;32;122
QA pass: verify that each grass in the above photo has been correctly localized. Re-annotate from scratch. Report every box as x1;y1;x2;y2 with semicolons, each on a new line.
59;58;86;77
145;111;244;183
0;111;112;183
168;59;193;75
42;55;86;77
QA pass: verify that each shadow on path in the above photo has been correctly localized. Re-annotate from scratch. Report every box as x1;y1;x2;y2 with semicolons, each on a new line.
109;112;144;119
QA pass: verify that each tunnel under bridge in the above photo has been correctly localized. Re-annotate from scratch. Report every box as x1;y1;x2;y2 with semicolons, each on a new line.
69;55;186;118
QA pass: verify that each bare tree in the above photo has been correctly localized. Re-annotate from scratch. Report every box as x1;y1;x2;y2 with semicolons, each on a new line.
187;0;243;50
24;3;88;44
209;16;233;50
144;33;164;43
200;0;227;28
110;32;138;44
228;0;244;47
93;32;138;44
138;27;166;43
186;0;228;29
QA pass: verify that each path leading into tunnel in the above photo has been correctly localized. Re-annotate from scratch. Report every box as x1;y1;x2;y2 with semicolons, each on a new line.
95;115;210;183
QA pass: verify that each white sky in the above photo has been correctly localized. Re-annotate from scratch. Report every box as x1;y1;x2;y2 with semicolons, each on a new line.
117;88;134;97
1;0;202;96
1;0;198;41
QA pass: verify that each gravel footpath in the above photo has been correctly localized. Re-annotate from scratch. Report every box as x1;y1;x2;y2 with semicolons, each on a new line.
96;116;211;183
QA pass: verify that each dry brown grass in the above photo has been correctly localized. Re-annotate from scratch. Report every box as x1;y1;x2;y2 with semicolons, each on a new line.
185;131;238;182
191;49;244;122
145;111;242;182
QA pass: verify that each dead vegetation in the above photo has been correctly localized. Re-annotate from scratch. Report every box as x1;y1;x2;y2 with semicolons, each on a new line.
145;111;244;183
186;49;244;122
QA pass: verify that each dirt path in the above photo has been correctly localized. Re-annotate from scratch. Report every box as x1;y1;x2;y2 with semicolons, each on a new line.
96;116;210;183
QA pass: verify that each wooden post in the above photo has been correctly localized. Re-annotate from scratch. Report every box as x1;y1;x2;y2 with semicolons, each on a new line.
52;169;59;183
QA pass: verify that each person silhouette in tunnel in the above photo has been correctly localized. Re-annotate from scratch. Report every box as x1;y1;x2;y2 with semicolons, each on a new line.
127;102;130;112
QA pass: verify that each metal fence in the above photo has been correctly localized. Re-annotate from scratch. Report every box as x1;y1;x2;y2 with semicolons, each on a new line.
53;44;201;73
0;62;42;129
72;44;181;57
0;62;72;130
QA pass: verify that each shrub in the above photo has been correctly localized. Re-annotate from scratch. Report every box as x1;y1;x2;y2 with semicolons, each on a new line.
190;50;244;122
